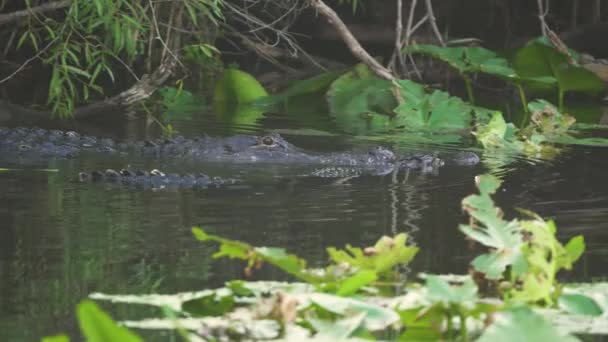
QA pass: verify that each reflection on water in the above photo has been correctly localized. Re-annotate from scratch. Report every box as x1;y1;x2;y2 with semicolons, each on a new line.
0;119;607;340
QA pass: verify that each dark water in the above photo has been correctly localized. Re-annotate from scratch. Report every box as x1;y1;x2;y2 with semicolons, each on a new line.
1;118;607;341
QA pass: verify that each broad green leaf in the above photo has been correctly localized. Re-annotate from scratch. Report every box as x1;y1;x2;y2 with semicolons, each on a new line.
308;293;400;331
213;68;268;125
326;64;394;134
392;83;475;131
398;308;443;341
157;87;204;121
476;174;502;195
213;68;268;104
181;292;235;317
477;307;580;342
213;101;266;126
254;247;311;281
254;71;342;107
336;270;377;296
77;300;142;342
405;44;517;81
425;275;478;304
558;294;603;316
308;312;367;338
512;38;605;95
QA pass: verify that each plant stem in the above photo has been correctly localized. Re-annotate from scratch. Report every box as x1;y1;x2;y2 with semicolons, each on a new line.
463;74;475;104
518;84;530;126
459;311;468;341
558;89;564;111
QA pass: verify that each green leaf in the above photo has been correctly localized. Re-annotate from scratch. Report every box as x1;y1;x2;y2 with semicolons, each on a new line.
392;81;477;131
327;233;418;279
182;293;235;317
426;275;478;304
477;307;580;342
476;174;502;195
326;64;394;134
336;270;377;296
255;71;342;107
308;312;367;338
512;38;605;95
254;247;311;280
405;44;518;81
398;308;443;341
213;68;268;104
308;293;400;331
563;235;585;265
77;300;142;342
41;335;70;342
558;294;603;316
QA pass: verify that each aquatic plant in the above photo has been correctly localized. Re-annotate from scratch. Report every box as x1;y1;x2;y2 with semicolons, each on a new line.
43;173;608;341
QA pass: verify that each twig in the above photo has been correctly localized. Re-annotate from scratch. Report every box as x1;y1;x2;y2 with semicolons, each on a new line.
536;0;549;36
0;0;71;26
148;0;184;69
0;37;58;84
309;0;394;81
424;0;445;46
388;0;405;72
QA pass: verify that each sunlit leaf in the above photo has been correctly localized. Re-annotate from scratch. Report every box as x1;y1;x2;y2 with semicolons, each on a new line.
336;270;377;296
477;307;579;342
77;300;142;342
308;293;400;331
512;37;605;95
425;275;478;304
327;233;418;278
558;294;603;316
308;312;367;338
41;335;70;342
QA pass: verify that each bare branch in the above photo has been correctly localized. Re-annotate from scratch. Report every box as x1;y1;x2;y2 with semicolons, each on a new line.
424;0;444;46
309;0;394;81
388;0;404;72
536;0;549;36
0;0;71;26
0;37;58;84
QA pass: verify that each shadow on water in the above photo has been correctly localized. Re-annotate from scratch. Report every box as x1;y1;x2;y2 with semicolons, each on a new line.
1;114;608;340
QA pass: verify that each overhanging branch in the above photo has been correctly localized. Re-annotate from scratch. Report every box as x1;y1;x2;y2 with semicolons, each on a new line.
309;0;395;81
0;0;72;27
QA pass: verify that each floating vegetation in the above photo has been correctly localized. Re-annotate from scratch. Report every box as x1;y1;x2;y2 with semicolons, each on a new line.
44;173;608;341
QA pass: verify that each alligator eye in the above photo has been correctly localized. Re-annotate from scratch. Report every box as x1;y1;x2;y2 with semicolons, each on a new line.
261;136;274;146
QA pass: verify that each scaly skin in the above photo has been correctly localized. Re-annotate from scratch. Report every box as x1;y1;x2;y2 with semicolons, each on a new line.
78;169;236;189
0;127;480;176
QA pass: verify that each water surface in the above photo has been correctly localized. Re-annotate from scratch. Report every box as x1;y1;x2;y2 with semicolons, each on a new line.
0;118;607;340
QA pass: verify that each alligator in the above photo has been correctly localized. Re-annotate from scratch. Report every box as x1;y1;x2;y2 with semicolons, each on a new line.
78;168;236;189
0;127;480;177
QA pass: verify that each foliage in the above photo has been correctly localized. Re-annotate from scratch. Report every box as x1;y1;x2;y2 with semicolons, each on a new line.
327;233;418;279
324;64;493;134
404;43;555;104
10;0;224;117
76;300;143;342
44;174;608;340
460;174;585;304
213;68;269;125
192;227;418;292
512;37;606;108
476;307;579;342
